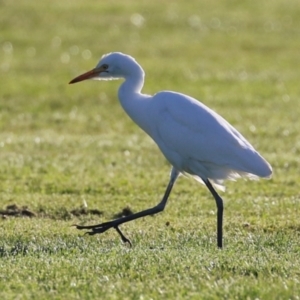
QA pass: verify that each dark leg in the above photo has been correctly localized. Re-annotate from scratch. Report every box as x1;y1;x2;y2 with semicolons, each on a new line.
75;168;180;245
204;179;224;249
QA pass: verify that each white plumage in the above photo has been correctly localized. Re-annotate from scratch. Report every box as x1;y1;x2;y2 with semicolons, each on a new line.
70;52;272;248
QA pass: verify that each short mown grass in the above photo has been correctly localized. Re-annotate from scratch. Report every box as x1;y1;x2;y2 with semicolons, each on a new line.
1;0;300;299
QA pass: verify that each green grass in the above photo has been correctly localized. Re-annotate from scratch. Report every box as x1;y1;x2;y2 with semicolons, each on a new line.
1;0;300;298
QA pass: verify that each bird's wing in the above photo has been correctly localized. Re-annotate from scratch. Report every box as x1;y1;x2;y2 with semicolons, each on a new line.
151;91;271;179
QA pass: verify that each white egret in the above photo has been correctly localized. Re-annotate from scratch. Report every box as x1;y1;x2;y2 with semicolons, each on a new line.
69;52;272;248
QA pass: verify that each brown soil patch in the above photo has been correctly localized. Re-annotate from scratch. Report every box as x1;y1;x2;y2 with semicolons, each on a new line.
113;206;134;218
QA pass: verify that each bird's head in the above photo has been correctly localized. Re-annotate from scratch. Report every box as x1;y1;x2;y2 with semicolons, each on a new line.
69;52;142;84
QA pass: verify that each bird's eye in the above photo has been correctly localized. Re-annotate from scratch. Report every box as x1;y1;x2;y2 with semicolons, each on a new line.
102;64;109;70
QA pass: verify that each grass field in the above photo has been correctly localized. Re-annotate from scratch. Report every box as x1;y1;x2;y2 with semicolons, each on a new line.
1;0;300;299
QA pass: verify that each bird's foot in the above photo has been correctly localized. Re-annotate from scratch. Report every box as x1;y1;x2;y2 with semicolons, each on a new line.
73;221;132;247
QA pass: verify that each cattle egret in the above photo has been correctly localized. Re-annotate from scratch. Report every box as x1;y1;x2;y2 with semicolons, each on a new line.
69;52;272;248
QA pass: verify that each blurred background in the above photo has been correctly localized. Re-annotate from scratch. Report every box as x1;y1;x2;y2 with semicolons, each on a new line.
1;0;299;130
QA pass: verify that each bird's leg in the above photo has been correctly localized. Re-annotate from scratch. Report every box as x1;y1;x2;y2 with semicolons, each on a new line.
75;168;180;245
204;179;224;249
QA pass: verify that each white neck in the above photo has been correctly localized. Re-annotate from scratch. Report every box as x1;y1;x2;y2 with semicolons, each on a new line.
117;65;152;135
118;63;145;99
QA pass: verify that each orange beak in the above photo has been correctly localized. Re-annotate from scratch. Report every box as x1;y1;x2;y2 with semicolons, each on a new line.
69;66;106;84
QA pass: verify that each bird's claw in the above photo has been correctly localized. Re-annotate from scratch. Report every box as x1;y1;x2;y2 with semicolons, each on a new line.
83;230;103;236
73;221;132;246
115;226;132;247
